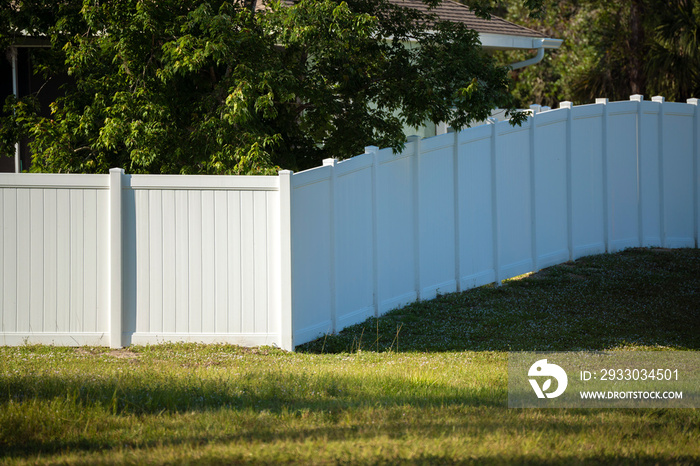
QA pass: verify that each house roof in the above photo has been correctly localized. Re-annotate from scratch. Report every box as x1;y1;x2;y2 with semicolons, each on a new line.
270;0;555;50
385;0;545;39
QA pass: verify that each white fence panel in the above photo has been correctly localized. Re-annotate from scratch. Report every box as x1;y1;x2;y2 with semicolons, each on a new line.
124;175;281;347
457;125;496;288
0;174;110;345
418;133;458;299
606;101;641;251
334;154;375;329
533;109;569;269
570;104;606;258
375;145;419;314
496;120;534;280
290;166;334;343
661;102;696;247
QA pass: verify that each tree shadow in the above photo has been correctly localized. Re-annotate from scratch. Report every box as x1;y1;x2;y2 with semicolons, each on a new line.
0;368;506;457
1;374;692;464
1;363;688;462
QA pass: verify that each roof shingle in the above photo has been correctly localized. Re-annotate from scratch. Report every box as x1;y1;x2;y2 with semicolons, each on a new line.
386;0;544;38
271;0;545;38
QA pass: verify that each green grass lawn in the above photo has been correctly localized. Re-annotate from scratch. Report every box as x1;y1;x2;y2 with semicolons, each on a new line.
1;248;699;465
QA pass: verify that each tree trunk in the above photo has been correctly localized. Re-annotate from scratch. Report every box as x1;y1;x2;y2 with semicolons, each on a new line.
628;0;646;95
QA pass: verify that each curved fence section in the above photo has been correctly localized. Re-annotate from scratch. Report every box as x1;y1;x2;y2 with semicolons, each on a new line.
289;96;699;346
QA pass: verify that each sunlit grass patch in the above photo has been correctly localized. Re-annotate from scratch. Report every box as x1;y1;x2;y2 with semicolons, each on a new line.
504;271;536;282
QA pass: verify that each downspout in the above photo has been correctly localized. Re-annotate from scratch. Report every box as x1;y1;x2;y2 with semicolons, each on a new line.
508;38;563;71
509;46;545;70
10;46;20;173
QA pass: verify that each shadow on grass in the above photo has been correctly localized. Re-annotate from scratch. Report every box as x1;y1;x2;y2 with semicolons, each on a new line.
0;368;507;457
195;453;700;465
2;393;696;463
0;370;504;414
297;249;700;354
2;370;695;462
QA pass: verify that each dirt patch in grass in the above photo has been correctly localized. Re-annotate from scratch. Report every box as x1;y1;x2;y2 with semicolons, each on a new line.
107;349;140;361
74;347;140;362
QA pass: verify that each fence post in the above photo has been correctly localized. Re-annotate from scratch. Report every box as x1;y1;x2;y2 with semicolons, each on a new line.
596;98;611;252
322;158;338;333
529;108;538;271
452;130;462;292
407;136;422;298
109;168;124;348
630;95;645;247
488;118;501;286
560;101;575;261
364;146;380;317
652;96;666;247
278;170;294;351
688;98;700;248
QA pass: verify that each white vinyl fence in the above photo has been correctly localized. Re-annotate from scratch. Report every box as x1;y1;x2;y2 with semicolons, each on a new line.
1;96;698;350
0;172;291;349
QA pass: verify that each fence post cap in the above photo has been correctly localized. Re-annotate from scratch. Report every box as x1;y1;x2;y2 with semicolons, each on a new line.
652;96;666;103
109;167;125;174
630;94;644;102
322;158;337;166
364;145;379;154
559;101;573;109
595;98;609;105
687;98;699;105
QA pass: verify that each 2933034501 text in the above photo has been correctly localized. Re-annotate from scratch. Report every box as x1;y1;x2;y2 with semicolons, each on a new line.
508;352;700;408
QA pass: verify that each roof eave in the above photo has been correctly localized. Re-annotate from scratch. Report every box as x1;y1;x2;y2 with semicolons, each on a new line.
479;34;562;51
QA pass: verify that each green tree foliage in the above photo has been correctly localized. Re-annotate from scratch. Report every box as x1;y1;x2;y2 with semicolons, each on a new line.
646;0;700;100
1;0;538;174
484;0;579;108
497;0;700;107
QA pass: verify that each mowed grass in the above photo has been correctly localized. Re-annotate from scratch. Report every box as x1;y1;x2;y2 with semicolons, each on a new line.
1;248;699;465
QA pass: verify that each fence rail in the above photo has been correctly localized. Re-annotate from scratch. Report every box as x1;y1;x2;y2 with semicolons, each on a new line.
1;96;698;349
